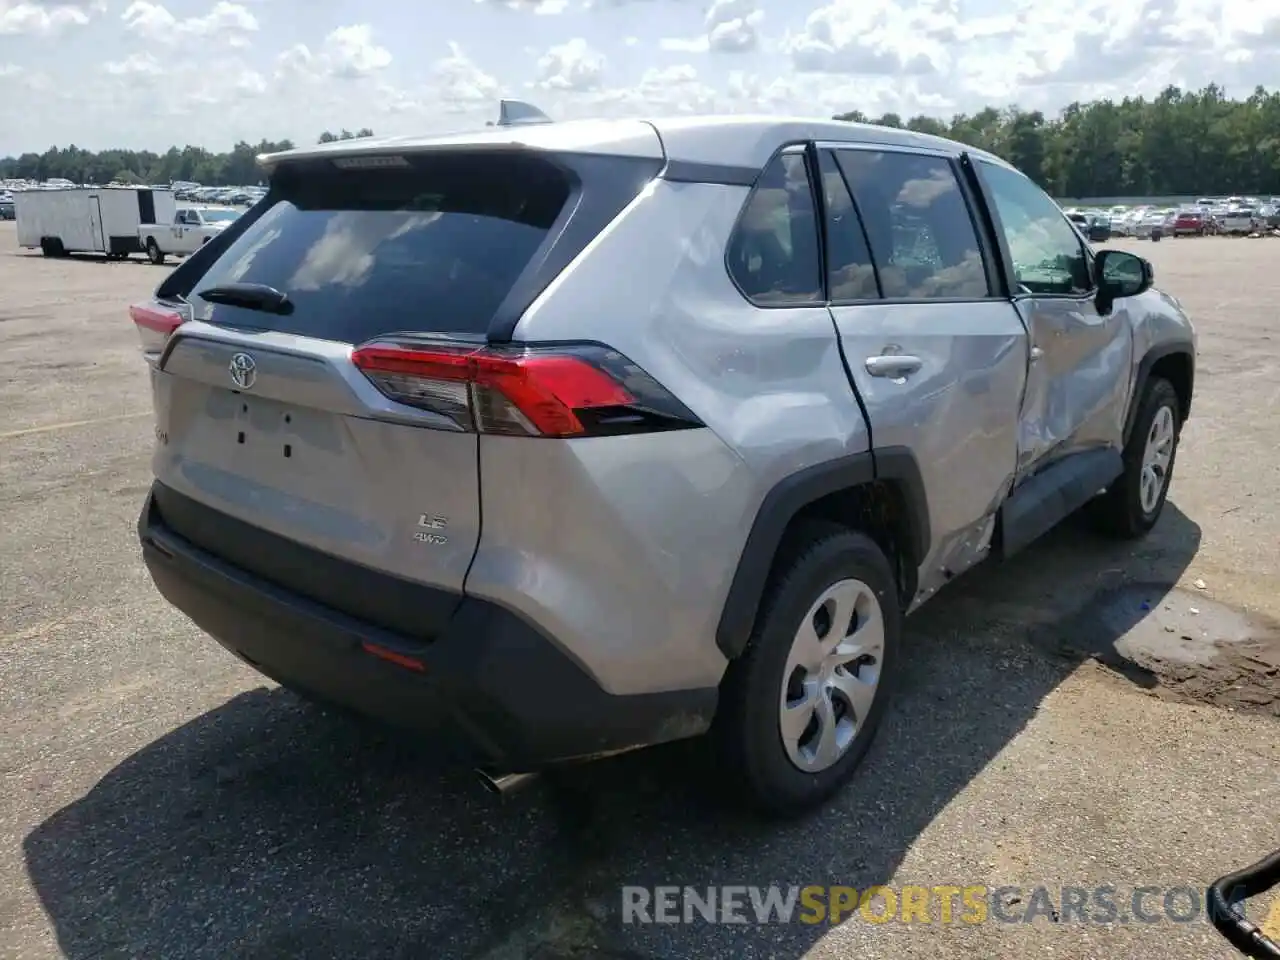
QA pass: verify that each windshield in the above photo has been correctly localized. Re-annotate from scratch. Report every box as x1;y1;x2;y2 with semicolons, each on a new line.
189;152;571;342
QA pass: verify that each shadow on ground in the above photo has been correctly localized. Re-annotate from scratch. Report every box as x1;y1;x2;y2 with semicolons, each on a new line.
25;505;1204;960
8;249;169;266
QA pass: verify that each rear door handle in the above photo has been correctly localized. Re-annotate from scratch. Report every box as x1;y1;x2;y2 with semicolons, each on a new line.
865;355;923;378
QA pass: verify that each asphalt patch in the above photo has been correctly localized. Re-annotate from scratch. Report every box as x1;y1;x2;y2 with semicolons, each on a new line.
1045;584;1280;714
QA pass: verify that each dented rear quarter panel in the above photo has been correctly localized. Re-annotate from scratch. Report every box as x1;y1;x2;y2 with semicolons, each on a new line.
466;178;871;696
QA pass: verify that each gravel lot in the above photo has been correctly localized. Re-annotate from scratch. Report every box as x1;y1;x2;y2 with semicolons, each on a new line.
1;221;1277;960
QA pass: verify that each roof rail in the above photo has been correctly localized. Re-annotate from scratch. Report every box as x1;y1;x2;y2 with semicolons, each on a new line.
493;99;554;127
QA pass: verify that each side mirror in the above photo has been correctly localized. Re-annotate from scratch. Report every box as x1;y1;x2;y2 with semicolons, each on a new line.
1095;249;1152;307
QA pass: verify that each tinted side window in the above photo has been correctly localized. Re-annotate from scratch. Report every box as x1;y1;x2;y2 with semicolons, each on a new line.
727;152;822;305
834;150;990;300
978;161;1092;295
817;150;879;300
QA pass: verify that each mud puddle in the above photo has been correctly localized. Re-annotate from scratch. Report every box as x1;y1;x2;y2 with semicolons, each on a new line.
1040;584;1279;714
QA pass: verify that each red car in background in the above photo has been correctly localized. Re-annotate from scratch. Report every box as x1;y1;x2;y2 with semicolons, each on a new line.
1172;211;1210;236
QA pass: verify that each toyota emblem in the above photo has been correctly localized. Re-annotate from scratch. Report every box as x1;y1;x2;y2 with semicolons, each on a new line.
229;352;257;389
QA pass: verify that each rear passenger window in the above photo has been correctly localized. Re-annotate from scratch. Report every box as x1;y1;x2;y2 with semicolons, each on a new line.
833;150;990;300
727;152;822;305
817;151;879;300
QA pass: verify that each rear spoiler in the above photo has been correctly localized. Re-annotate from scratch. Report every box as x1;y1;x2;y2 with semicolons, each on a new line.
161;99;561;301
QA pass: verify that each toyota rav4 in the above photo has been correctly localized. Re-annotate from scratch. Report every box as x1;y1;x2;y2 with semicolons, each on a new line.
132;113;1196;817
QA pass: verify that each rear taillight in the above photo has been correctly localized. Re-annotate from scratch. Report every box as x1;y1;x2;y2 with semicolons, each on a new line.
130;301;188;362
351;341;703;438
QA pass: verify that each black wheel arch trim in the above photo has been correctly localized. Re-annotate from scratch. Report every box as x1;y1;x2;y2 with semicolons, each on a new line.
715;446;930;660
1123;339;1195;444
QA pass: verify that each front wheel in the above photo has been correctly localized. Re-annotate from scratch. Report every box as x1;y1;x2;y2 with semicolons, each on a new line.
146;237;165;265
1089;377;1181;539
715;523;901;817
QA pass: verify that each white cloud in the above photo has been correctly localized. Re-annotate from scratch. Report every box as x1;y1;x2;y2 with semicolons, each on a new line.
552;63;732;117
537;38;605;90
274;25;392;82
431;41;502;108
662;0;763;54
706;0;763;52
473;0;569;12
0;0;102;35
784;0;956;75
323;25;393;78
5;0;1280;155
104;52;163;76
121;1;258;46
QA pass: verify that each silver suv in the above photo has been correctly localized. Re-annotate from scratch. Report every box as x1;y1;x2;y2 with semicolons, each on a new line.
132;114;1196;817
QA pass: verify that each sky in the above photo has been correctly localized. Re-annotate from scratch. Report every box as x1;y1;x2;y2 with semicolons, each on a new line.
0;0;1278;154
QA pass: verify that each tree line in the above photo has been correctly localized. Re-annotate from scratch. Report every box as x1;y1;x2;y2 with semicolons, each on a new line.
3;84;1280;196
0;129;374;188
837;84;1280;199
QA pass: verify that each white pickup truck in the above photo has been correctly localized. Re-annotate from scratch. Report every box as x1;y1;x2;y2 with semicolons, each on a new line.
139;206;241;264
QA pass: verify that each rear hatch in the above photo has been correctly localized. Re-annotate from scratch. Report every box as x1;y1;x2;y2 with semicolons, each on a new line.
139;150;583;637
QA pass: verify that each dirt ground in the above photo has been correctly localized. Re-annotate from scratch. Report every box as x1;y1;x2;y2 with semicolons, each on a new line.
0;222;1277;960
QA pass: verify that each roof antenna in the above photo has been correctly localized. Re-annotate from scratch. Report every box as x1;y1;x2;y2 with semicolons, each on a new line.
494;99;553;127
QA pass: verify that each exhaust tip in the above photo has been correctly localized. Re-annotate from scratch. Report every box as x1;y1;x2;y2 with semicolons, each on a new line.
476;770;539;795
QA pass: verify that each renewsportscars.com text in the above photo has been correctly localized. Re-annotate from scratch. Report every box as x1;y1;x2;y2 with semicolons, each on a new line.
622;884;1213;925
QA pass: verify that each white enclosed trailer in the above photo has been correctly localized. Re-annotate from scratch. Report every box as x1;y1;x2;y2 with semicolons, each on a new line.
14;186;177;259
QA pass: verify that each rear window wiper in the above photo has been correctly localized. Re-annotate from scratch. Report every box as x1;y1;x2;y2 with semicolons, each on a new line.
195;282;294;315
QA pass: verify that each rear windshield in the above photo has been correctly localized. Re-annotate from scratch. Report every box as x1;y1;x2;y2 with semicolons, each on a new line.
188;152;571;342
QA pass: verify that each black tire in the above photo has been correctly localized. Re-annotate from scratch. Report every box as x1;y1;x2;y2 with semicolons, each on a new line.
1089;377;1181;539
146;237;165;265
714;522;901;818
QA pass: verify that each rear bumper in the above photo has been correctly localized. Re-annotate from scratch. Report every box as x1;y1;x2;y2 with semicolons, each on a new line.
138;487;716;770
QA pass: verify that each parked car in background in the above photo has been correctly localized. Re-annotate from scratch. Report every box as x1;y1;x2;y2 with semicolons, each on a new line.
1132;210;1169;239
1172;211;1208;236
1219;208;1258;234
130;110;1198;816
1083;214;1111;242
1257;203;1280;229
0;191;14;220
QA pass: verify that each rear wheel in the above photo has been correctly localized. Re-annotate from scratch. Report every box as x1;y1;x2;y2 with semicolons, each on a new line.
715;522;901;817
1089;377;1181;539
